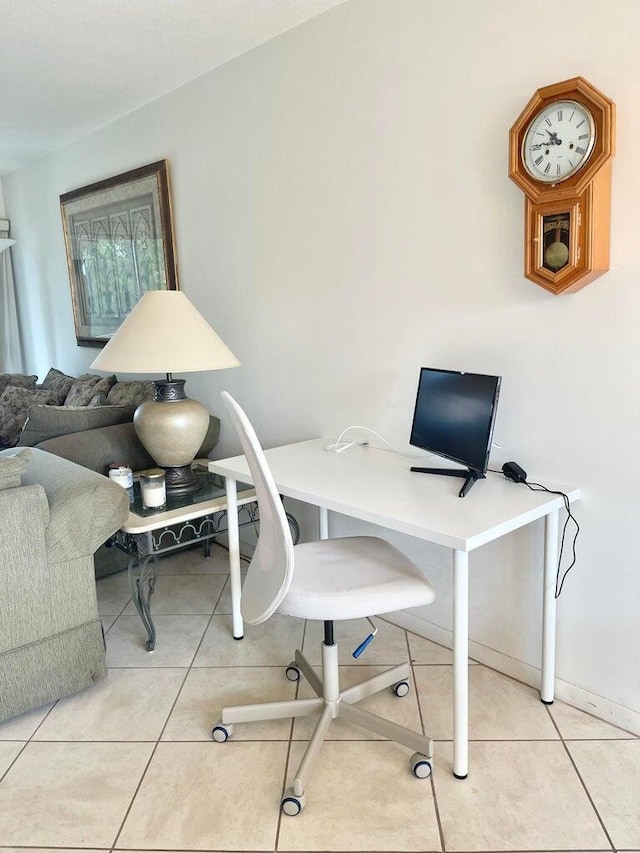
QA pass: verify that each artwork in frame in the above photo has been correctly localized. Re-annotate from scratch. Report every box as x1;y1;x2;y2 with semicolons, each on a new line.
60;160;178;347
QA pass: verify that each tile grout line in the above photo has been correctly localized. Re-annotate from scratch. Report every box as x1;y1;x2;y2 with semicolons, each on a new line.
107;544;232;852
380;614;638;740
0;844;624;853
0;653;70;783
3;544;634;852
100;582;133;637
406;626;446;853
274;617;311;851
543;701;617;852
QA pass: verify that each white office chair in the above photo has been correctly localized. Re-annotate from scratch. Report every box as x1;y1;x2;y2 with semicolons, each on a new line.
212;392;436;815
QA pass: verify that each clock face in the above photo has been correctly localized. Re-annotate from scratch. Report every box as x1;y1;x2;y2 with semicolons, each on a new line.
522;100;596;184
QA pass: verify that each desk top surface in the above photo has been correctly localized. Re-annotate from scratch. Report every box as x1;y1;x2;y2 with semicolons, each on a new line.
208;438;579;552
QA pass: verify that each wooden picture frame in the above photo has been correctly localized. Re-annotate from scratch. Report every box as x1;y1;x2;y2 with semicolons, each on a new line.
60;160;178;347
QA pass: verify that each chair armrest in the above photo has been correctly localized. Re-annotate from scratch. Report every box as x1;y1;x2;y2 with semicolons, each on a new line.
21;448;130;561
0;482;50;544
0;484;51;653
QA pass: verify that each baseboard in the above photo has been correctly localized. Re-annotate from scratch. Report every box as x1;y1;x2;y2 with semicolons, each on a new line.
387;610;640;736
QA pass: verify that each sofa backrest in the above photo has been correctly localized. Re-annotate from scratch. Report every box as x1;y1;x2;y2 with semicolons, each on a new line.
19;404;138;447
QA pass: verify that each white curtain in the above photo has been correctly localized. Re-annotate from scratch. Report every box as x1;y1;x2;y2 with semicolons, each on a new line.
0;223;24;373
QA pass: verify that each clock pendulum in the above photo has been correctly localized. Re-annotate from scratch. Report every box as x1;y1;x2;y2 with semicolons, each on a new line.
543;215;570;272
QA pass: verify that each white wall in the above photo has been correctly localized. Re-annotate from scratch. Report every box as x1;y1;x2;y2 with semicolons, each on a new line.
3;0;640;726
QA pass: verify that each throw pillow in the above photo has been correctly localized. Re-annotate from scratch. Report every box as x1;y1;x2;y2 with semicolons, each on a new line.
87;393;108;407
0;373;37;396
64;373;117;406
0;387;58;447
0;447;32;490
106;380;155;407
40;367;76;404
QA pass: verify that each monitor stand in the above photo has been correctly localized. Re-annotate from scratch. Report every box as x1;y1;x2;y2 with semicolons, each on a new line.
409;466;485;498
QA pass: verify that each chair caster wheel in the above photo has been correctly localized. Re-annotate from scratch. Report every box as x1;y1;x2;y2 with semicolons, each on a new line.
281;787;306;815
410;752;432;778
285;663;301;681
212;723;233;742
392;679;410;697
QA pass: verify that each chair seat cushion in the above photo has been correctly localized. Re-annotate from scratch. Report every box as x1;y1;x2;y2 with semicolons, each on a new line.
278;536;436;621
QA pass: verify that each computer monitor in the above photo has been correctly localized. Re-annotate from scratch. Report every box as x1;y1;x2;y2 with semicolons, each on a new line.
409;367;502;498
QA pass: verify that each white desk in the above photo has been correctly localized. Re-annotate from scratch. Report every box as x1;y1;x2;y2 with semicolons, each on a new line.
208;439;579;779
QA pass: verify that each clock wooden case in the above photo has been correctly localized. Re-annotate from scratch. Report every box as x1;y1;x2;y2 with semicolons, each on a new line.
509;77;615;295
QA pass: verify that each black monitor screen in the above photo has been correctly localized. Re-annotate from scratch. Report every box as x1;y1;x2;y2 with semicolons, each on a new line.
409;368;501;474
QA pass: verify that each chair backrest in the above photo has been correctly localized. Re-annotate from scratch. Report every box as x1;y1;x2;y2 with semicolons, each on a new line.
221;392;295;625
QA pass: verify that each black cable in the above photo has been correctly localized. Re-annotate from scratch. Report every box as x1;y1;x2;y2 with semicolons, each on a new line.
523;481;579;598
488;467;579;597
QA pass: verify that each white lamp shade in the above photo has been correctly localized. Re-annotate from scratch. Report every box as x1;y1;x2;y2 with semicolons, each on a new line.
0;238;16;253
90;290;240;374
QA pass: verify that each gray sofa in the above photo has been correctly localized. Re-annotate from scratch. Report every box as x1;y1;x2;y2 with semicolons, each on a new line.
28;416;221;579
0;368;156;451
1;369;221;579
20;402;159;475
0;447;129;724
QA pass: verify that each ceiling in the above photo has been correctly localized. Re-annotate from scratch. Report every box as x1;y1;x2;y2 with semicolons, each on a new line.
0;0;346;176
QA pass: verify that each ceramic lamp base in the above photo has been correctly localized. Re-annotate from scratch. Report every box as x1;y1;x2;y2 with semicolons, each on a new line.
163;463;201;496
133;379;209;496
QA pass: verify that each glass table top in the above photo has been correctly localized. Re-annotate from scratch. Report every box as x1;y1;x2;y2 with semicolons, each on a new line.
129;464;252;518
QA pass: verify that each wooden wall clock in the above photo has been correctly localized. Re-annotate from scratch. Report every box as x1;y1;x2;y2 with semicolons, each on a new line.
509;77;615;295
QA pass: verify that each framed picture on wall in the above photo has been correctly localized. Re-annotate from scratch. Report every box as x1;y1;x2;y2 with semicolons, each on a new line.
60;160;179;347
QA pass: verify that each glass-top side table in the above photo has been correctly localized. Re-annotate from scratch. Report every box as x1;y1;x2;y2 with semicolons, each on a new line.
110;462;298;651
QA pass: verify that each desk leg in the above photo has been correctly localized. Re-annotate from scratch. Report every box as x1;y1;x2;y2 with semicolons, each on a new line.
318;506;329;540
541;508;559;703
453;549;469;779
226;478;243;640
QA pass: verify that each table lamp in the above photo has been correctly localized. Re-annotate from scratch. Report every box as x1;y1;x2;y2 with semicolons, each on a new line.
91;290;239;495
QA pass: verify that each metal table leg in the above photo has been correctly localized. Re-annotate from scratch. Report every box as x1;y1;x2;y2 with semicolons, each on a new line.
114;482;294;648
127;532;159;652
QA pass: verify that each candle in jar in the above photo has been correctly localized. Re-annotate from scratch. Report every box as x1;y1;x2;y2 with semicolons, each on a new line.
108;463;133;489
139;468;166;510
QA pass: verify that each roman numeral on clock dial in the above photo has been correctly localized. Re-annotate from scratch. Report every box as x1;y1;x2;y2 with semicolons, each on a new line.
522;99;595;183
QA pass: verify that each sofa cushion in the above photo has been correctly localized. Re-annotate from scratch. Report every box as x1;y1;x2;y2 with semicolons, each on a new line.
106;380;155;407
19;403;137;447
0;373;37;396
40;368;77;404
0;447;32;489
64;373;117;407
37;421;155;474
0;387;58;447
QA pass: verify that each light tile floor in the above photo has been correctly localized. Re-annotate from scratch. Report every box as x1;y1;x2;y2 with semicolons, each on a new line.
1;544;638;852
